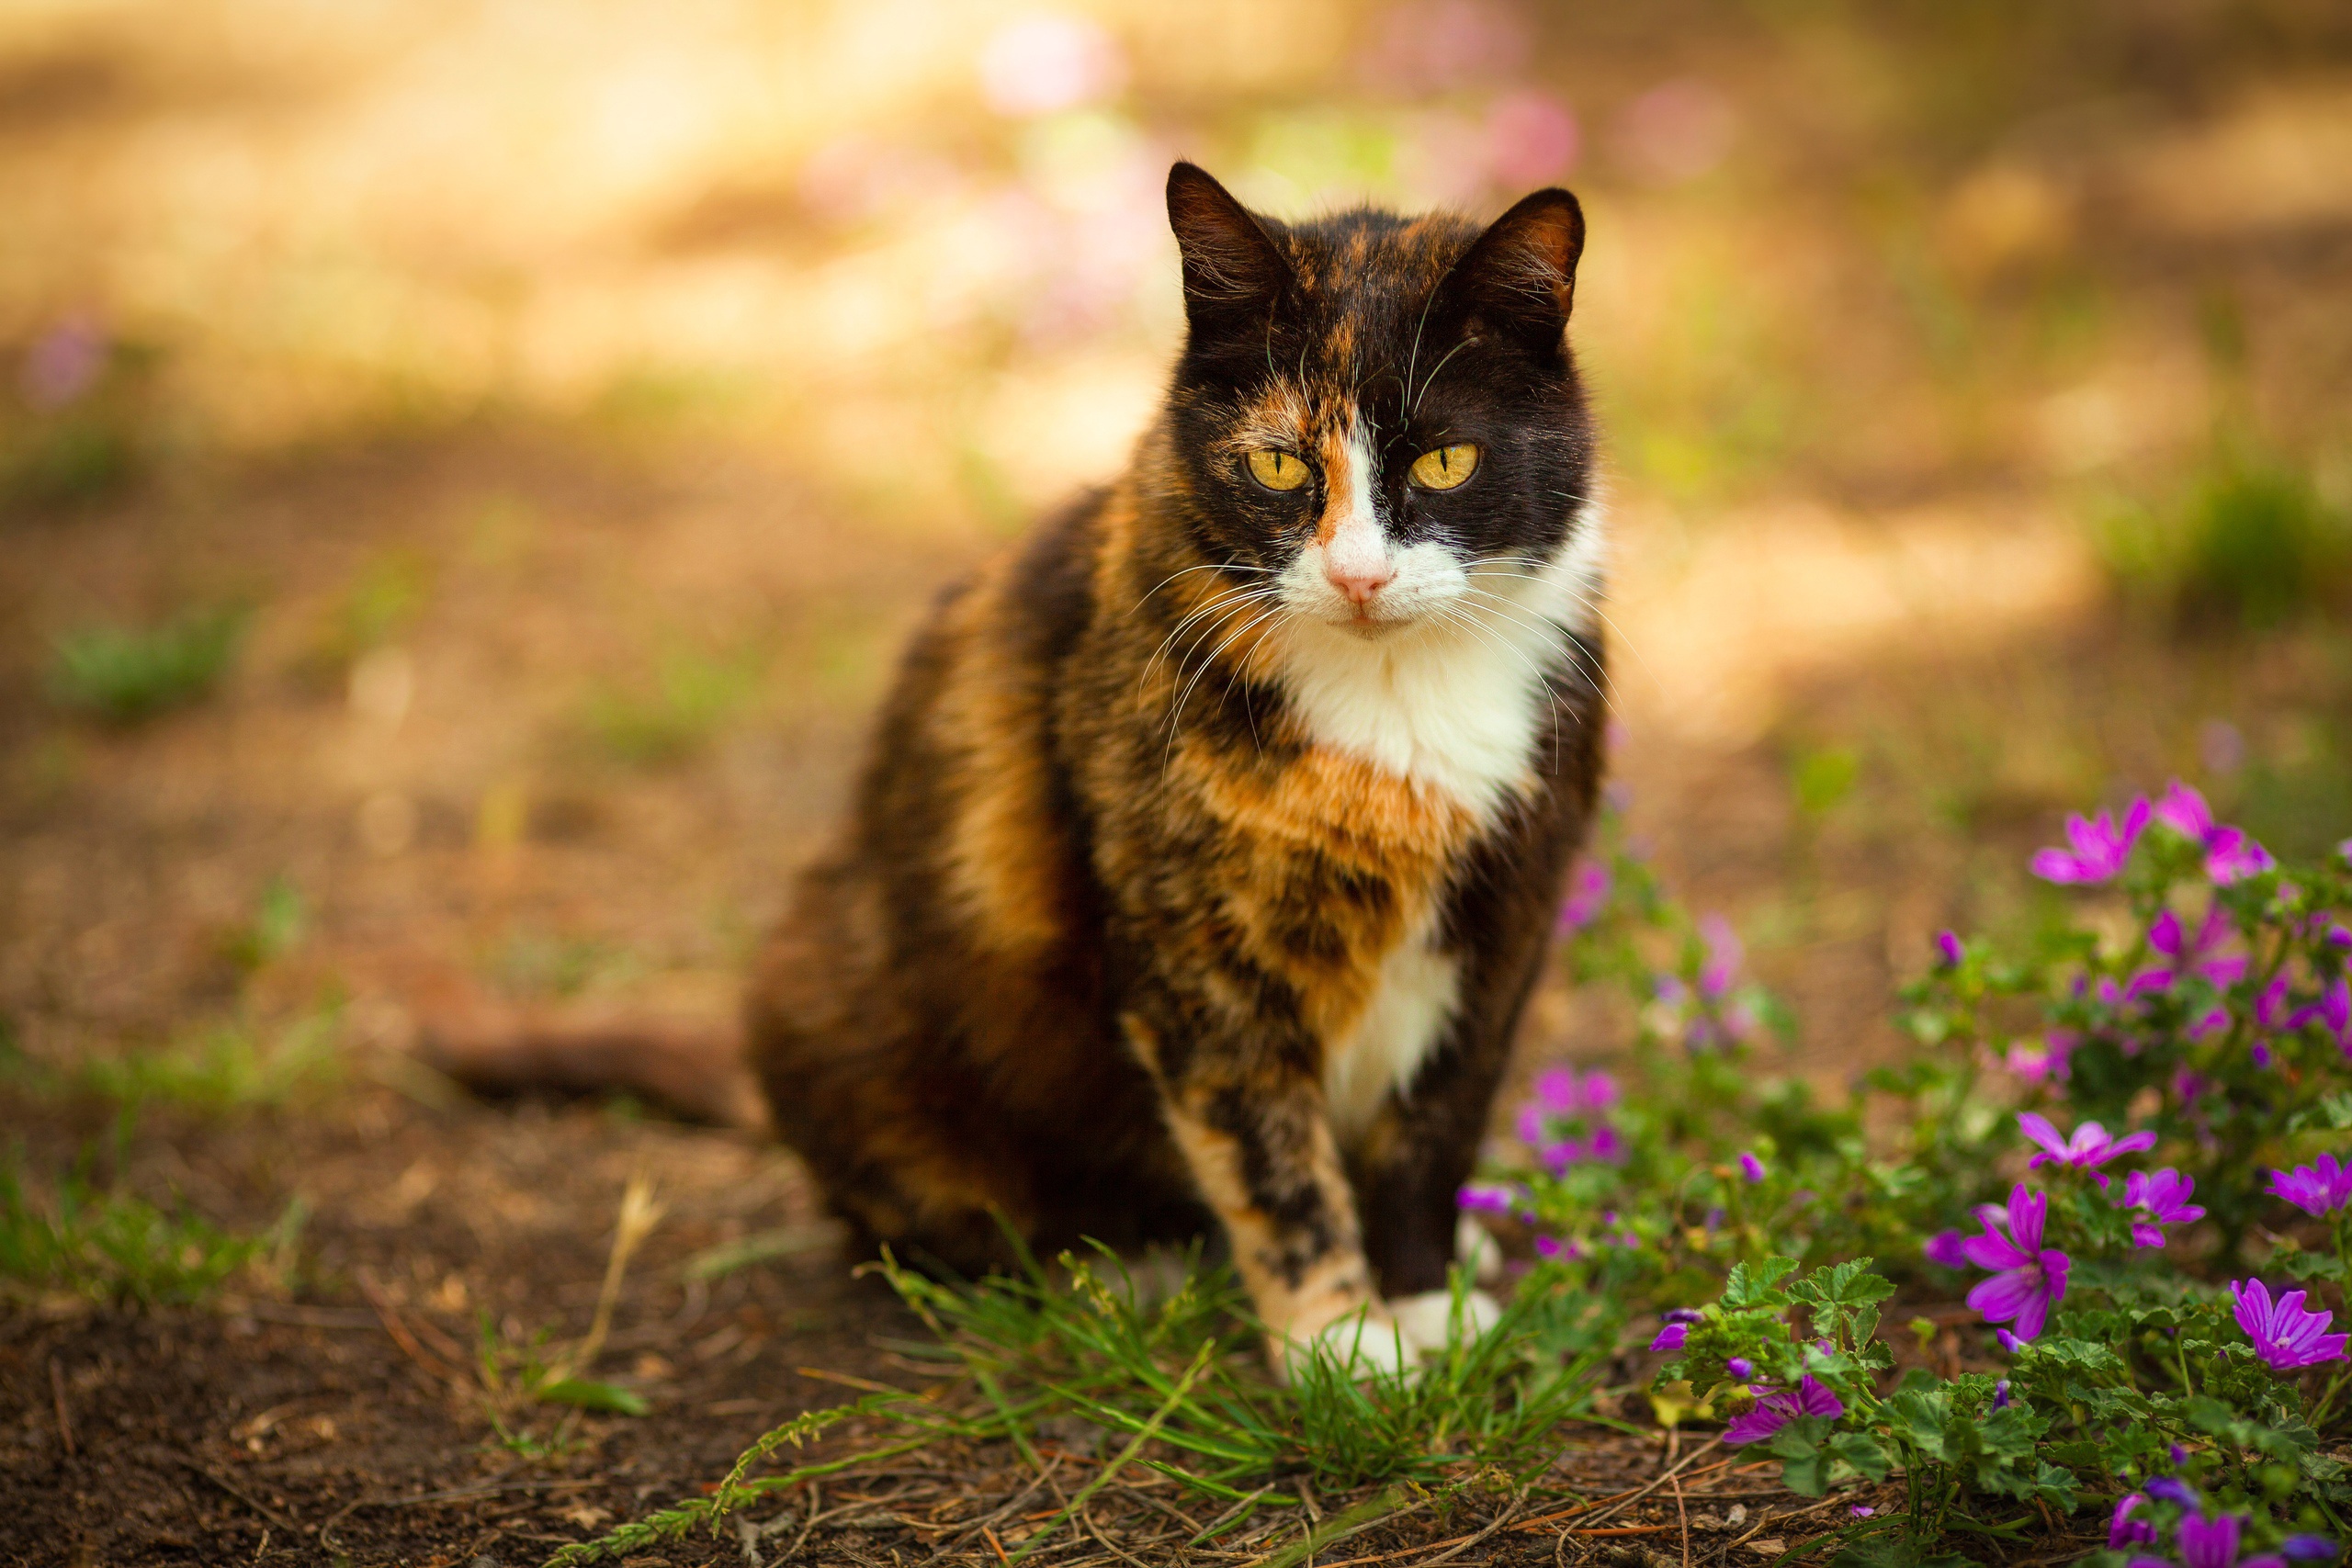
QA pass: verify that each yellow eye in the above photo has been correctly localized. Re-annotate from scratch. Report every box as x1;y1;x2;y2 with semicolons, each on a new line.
1408;443;1479;491
1245;449;1311;492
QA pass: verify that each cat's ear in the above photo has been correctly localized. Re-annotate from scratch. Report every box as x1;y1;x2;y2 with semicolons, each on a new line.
1166;162;1292;333
1437;187;1585;348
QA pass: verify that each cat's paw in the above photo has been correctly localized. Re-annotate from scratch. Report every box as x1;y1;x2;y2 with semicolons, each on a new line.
1387;1287;1503;1357
1274;1307;1416;1384
1455;1214;1505;1286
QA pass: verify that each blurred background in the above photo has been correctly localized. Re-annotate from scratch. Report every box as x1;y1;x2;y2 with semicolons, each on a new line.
6;0;2352;1086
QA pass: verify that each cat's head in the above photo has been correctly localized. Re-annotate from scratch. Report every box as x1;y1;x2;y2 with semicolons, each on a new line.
1159;162;1598;640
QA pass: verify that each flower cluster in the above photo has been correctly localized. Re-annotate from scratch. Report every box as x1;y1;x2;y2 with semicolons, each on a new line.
1501;772;2352;1555
1514;1066;1623;1172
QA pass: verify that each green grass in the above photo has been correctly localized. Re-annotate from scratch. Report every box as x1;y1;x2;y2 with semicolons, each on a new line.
2100;446;2351;632
46;604;250;723
579;648;762;765
217;874;307;976
1;1008;342;1113
549;1238;1619;1566
0;1139;298;1308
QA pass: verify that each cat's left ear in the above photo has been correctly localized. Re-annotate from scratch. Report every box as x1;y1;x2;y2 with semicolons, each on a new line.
1437;187;1586;348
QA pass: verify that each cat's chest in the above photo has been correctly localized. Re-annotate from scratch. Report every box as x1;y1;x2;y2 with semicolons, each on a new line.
1269;615;1561;833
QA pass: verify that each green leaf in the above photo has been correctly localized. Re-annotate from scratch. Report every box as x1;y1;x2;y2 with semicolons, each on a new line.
1886;1387;1951;1461
1724;1256;1800;1311
536;1378;650;1416
1827;1430;1894;1483
1792;1258;1895;1309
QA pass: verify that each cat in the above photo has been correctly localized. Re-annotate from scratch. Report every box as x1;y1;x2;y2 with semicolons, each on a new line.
742;162;1606;1373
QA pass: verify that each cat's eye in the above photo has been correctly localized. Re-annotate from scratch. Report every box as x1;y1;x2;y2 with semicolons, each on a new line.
1245;449;1311;492
1408;443;1480;491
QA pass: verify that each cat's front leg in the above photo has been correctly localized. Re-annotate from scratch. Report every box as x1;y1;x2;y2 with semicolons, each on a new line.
1121;1009;1404;1378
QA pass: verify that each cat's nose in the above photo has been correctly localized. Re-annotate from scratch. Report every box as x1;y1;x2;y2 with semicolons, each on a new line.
1326;558;1396;605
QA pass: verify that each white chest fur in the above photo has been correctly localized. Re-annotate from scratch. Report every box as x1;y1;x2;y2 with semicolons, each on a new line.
1271;504;1606;831
1323;915;1462;1142
1291;504;1609;1138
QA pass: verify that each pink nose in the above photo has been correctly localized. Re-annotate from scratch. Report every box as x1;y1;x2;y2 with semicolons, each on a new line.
1326;562;1395;604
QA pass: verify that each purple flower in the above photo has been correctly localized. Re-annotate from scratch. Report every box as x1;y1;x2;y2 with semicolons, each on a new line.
1992;1379;2010;1408
1697;914;1742;999
2189;1006;2233;1041
1996;1327;2023;1353
2098;967;2176;1006
2007;1032;2075;1085
1849;1506;1874;1517
2256;976;2300;1032
1651;1323;1689;1352
2282;1539;2339;1562
2110;1494;2158;1551
1520;1067;1623;1168
1721;1373;1844;1446
2018;1111;2156;1176
1725;1356;1752;1379
1457;1182;1524;1216
1924;1229;1971;1269
2177;1510;2292;1568
2266;1156;2352;1218
1935;930;1964;967
2031;798;2150;885
2153;781;2277;885
1533;1235;1578;1261
2152;907;2252;987
1737;1152;1766;1183
2154;779;2219;840
2125;1168;2206;1247
1534;1066;1618;1116
2147;1477;2199;1507
1556;859;1611;932
2231;1279;2350;1371
2205;828;2277;885
2301;979;2352;1055
20;314;107;410
1963;1185;2070;1341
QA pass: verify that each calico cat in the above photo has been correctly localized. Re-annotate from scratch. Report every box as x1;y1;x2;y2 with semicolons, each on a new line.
745;163;1606;1371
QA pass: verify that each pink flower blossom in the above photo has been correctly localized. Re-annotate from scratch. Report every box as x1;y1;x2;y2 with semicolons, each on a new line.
1963;1185;2070;1341
2124;1168;2205;1247
2098;967;2175;1006
2150;907;2248;987
1555;859;1611;931
1721;1373;1843;1446
2018;1111;2155;1175
1457;1182;1525;1216
2266;1155;2352;1218
2030;799;2150;885
1924;1229;1971;1269
2231;1279;2349;1371
1697;914;1741;999
2109;1494;2157;1551
2152;781;2277;884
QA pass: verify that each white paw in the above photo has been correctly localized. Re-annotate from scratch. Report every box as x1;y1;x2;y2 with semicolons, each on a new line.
1277;1307;1415;1383
1388;1287;1503;1356
1455;1214;1505;1285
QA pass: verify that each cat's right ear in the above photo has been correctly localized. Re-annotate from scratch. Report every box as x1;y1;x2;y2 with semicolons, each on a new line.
1166;162;1292;333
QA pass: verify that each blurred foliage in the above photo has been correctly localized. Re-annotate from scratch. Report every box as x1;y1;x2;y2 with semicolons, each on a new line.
2099;446;2352;633
1;1008;342;1114
580;648;763;766
45;604;250;724
217;875;308;977
305;550;433;680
